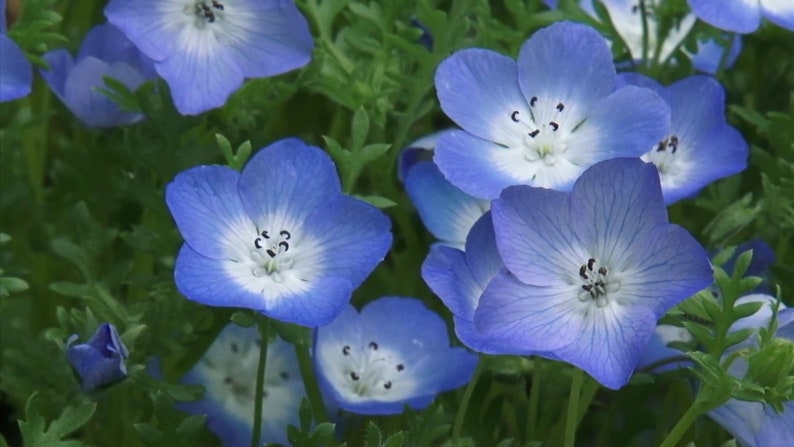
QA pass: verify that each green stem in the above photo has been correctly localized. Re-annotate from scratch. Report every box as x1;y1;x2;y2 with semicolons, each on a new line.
250;317;271;447
526;357;542;441
564;368;584;447
295;342;331;425
659;396;707;447
452;361;482;441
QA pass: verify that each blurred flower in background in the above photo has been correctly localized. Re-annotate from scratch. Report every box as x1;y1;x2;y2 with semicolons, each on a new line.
0;0;32;102
688;0;794;33
66;322;130;392
313;297;478;415
180;324;304;446
105;0;314;115
40;23;156;127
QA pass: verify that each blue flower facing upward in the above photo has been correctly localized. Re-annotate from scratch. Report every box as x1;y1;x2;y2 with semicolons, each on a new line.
433;21;670;199
400;131;490;249
0;0;32;102
165;138;392;327
688;0;794;33
105;0;313;115
616;73;748;204
313;297;478;415
40;23;156;128
474;158;713;389
66;323;130;392
180;324;304;446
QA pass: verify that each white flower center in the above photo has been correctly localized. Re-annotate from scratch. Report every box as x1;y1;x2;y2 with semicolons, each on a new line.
577;257;620;308
185;0;226;28
509;97;574;179
336;341;409;399
249;229;295;283
641;134;683;188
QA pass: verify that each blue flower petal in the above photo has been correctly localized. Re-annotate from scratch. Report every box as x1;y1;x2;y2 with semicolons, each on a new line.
435;48;528;145
358;297;450;355
709;400;794;447
569;159;668;257
63;57;146;127
564;86;670;167
226;0;313;77
453;316;542;355
40;49;74;101
404;161;489;248
691;34;743;74
666;76;726;139
0;35;33;102
474;270;581;351
104;0;175;61
66;323;129;391
434;129;529;199
238;138;342;227
76;23;156;78
688;0;761;33
302;194;392;296
165;165;255;260
409;346;478;396
517;21;615;113
553;303;658;389
422;245;477;319
492;186;585;286
762;0;794;31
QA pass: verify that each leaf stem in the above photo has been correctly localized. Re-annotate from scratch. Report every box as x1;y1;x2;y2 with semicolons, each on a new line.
295;342;330;425
564;368;584;447
659;395;708;447
526;357;542;441
452;360;482;441
250;316;271;447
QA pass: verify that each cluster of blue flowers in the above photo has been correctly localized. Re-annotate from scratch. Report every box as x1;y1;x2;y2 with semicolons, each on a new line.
42;0;792;445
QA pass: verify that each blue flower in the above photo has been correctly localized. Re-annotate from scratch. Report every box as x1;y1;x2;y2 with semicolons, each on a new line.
165;138;392;327
313;297;478;415
180;324;304;446
434;21;670;199
688;0;794;33
40;23;156;128
616;73;748;204
400;131;489;249
0;0;32;102
689;33;743;74
397;130;453;182
707;295;794;446
66;323;130;391
473;158;713;389
105;0;313;115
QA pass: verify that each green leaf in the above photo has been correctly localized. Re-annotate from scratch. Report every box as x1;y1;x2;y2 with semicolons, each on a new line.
351;107;370;150
0;276;29;295
18;393;96;447
354;195;397;209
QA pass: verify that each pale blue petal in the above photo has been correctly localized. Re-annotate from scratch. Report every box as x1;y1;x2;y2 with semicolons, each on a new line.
492;186;586;286
553;303;658;389
614;72;663;94
104;0;175;61
454;316;545;356
397;129;454;181
688;0;761;33
63;57;146;127
226;0;313;77
76;23;156;78
474;270;582;352
166;165;254;259
691;34;743;74
434;130;531;200
564;86;670;166
569;158;668;262
617;224;713;317
435;48;529;146
666;76;726;140
517;21;615;114
761;0;794;30
359;297;450;355
40;49;73;101
709;400;794;447
637;324;694;373
239;139;342;228
410;347;478;396
404;162;489;248
0;35;32;102
302;194;392;290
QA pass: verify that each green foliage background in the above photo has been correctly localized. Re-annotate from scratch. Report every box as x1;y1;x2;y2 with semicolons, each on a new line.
1;0;793;446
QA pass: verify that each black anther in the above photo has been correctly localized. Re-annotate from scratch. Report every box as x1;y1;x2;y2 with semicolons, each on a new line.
396;364;404;371
230;342;239;353
598;266;608;276
280;230;291;240
342;345;350;356
280;371;289;380
582;284;593;292
579;265;588;280
656;140;666;152
549;121;559;131
369;341;379;350
261;230;270;239
279;241;289;252
556;102;565;112
529;130;540;138
530;96;538;107
211;0;224;10
587;258;596;271
266;249;277;258
224;376;232;384
254;238;263;249
384;381;392;389
350;372;360;381
511;111;520;122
